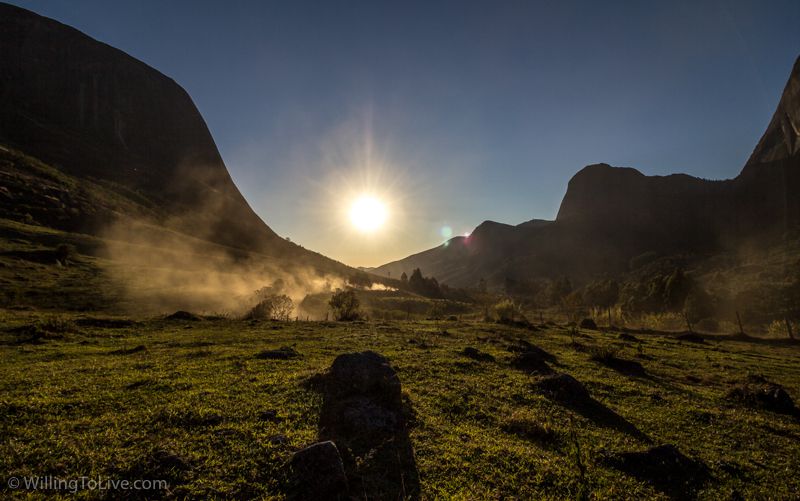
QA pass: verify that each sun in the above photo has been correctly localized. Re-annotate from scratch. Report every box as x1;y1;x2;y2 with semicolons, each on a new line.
350;195;387;232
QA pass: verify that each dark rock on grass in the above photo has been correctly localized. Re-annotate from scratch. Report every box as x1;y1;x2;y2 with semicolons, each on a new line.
726;375;798;415
534;373;651;442
109;344;146;355
288;441;348;500
534;373;591;404
255;346;301;360
676;332;705;343
165;310;201;321
258;410;283;422
603;444;710;499
461;347;495;362
507;339;553;357
511;351;554;375
619;333;640;342
579;318;598;330
589;346;647;377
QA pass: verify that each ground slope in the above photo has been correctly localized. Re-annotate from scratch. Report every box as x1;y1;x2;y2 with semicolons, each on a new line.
1;314;798;499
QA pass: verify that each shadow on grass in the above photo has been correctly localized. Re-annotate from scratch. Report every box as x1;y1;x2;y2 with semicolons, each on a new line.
534;373;651;443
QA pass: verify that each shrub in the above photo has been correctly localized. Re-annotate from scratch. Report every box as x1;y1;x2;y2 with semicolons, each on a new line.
247;294;293;321
328;289;361;321
493;299;523;324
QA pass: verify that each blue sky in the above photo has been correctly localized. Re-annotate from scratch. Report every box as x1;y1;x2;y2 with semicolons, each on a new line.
10;0;800;266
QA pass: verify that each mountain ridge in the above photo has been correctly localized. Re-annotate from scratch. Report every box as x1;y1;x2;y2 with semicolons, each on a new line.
374;55;800;288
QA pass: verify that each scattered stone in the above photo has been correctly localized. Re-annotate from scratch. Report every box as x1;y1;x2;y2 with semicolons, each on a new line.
603;444;709;498
268;434;288;446
511;351;554;375
255;346;301;360
534;373;591;404
726;375;797;415
461;347;495;362
258;410;283;422
288;441;348;499
619;333;640;342
165;311;201;321
676;332;705;343
508;340;556;360
579;318;598;330
589;348;647;376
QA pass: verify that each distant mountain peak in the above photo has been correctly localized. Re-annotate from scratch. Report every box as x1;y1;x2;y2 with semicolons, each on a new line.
746;55;800;167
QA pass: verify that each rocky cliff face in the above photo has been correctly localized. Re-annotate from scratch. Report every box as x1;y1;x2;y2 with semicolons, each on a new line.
375;56;800;287
0;3;284;254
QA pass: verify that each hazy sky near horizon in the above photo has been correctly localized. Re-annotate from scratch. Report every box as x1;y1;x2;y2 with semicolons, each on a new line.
9;0;800;266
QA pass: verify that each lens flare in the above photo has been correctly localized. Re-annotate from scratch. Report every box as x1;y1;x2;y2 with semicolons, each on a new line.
350;196;387;232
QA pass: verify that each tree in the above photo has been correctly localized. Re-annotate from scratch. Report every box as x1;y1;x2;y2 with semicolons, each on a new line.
400;271;408;283
329;289;361;321
408;268;442;298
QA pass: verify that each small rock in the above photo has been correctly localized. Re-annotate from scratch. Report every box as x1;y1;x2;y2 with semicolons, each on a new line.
579;318;598;330
288;441;347;499
255;346;301;360
676;332;705;343
534;373;590;403
511;351;554;375
258;410;283;422
165;311;201;321
461;347;495;362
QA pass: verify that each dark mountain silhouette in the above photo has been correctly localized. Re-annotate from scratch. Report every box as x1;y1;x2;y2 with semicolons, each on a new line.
0;3;354;277
375;56;800;288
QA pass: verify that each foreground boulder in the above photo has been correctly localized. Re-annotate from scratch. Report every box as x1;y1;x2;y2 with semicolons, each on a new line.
305;351;419;499
288;441;348;499
603;444;709;498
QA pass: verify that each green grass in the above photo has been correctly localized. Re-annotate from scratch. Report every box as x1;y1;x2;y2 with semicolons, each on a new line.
1;313;798;499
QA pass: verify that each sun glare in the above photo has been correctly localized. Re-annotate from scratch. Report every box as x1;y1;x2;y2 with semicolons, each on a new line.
350;195;387;232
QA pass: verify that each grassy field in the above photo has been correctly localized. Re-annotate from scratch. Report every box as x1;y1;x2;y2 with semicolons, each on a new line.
1;312;799;499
